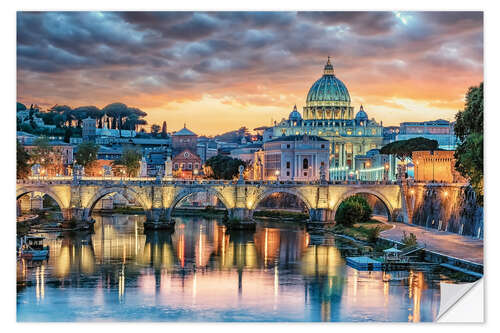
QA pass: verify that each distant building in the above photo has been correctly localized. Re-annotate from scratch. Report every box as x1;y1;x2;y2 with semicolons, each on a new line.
397;119;457;150
412;150;466;183
96;124;136;139
230;143;263;165
97;146;123;160
253;135;329;181
23;140;73;176
352;149;395;181
172;149;202;179
82;117;97;142
383;126;400;145
196;141;218;163
172;125;197;156
17;131;38;145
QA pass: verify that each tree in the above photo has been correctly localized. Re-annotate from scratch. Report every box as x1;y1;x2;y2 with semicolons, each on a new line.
335;195;372;227
17;141;31;179
112;147;142;177
103;103;129;136
204;155;246;180
345;195;372;222
161;121;167;138
380;137;439;162
335;200;364;227
30;136;53;170
151;124;161;136
63;127;72;143
454;82;483;205
17;102;27;112
75;142;99;169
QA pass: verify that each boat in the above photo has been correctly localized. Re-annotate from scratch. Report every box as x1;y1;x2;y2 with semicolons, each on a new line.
18;235;49;260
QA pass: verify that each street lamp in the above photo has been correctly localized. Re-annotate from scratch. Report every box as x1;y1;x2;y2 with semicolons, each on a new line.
193;168;199;180
275;169;280;181
384;163;389;181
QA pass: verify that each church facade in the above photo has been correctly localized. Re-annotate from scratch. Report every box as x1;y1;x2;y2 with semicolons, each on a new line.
265;58;384;179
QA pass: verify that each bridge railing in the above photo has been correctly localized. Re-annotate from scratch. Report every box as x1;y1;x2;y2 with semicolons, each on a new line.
17;176;403;186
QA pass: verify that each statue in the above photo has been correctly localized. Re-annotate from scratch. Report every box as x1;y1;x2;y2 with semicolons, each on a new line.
103;165;112;177
31;163;41;178
238;164;245;183
164;156;173;179
139;156;148;177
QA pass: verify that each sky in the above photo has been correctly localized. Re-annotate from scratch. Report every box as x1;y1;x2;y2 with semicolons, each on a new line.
17;11;483;136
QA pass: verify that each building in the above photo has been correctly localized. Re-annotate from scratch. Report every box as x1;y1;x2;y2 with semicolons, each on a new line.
82;117;97;142
172;149;202;179
97;146;123;160
268;58;384;179
23;140;74;176
352;149;394;181
196;140;218;163
230;143;263;165
171;125;202;179
172;125;197;155
17;131;38;145
253;134;329;181
95;124;137;140
397;119;457;150
412;150;466;183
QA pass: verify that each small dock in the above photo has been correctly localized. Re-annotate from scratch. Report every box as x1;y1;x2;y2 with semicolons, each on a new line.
346;256;382;271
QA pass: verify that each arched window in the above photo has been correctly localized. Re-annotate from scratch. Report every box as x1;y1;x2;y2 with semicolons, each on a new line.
303;158;309;169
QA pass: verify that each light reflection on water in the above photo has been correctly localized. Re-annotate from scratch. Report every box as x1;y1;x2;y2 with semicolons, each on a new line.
17;214;444;322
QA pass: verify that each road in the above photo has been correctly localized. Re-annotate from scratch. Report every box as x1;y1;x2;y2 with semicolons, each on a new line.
373;216;483;265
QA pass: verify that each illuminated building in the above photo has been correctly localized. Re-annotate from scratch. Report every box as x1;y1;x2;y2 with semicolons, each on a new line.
252;134;330;181
412;150;466;183
268;58;384;179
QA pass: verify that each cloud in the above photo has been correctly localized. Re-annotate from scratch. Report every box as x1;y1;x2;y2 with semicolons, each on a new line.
17;11;483;134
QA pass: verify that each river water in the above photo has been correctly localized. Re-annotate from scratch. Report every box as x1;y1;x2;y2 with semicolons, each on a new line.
17;214;458;322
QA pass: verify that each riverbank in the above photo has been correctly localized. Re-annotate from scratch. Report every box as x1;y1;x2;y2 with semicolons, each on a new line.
326;220;392;244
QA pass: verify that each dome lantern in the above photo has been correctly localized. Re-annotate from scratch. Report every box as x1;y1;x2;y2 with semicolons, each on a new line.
323;56;334;75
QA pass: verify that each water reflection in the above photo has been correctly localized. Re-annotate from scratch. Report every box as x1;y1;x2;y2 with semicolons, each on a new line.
18;214;444;322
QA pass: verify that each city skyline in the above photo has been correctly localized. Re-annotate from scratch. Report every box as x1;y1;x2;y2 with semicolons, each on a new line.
17;11;483;135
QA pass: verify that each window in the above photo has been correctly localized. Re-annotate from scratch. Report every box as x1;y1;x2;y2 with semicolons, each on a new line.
286;161;290;168
286;171;290;176
194;163;199;169
188;163;192;170
174;163;179;170
286;144;290;149
304;172;308;176
321;144;325;149
303;158;309;169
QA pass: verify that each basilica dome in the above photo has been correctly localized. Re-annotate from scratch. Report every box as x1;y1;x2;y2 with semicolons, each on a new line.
305;57;351;108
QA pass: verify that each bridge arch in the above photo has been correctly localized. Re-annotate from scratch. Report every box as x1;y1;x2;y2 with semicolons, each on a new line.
16;186;67;211
249;187;313;212
166;187;232;220
333;189;393;221
83;186;151;220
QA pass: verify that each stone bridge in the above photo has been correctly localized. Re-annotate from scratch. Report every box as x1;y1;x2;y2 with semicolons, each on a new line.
16;177;408;226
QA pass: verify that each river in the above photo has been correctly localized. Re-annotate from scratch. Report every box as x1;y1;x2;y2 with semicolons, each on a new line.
17;213;461;322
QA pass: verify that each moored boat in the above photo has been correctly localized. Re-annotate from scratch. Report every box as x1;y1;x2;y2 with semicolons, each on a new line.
18;236;49;260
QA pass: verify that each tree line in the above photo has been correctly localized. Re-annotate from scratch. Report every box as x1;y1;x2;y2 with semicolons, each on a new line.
17;102;148;135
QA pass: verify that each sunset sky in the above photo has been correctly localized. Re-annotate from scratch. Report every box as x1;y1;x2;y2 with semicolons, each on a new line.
17;11;483;136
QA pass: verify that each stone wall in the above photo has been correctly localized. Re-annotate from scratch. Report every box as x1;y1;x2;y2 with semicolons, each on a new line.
405;184;483;238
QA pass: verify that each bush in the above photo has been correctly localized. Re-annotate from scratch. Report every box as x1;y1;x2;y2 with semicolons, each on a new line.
335;200;364;227
401;231;418;247
367;226;382;243
346;195;372;222
335;195;372;227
